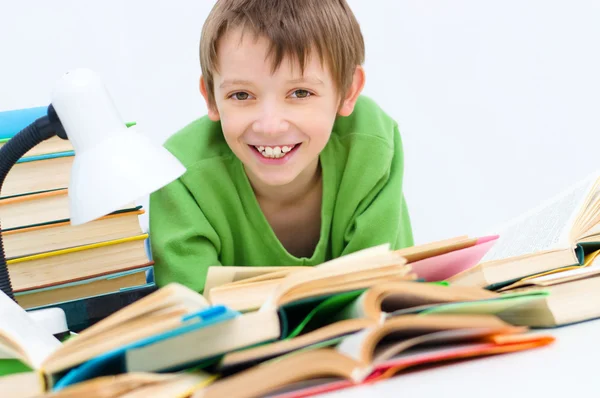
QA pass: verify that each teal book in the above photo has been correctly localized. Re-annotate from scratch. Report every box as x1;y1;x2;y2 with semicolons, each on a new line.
16;151;74;164
52;305;239;390
0;105;136;139
0;106;47;138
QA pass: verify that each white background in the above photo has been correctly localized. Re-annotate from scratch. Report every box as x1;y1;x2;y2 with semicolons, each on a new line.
1;0;599;244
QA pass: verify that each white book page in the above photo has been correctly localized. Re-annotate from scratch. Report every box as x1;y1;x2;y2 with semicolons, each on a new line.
0;291;61;368
335;328;369;362
481;175;597;262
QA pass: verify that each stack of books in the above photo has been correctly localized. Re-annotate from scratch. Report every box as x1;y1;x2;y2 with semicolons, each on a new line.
448;171;600;327
0;107;156;333
0;240;556;398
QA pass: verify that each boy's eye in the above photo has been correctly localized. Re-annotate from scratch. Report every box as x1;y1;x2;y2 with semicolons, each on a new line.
230;92;253;101
290;89;311;99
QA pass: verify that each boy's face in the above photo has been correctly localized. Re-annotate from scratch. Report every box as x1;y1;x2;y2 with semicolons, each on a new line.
201;27;361;189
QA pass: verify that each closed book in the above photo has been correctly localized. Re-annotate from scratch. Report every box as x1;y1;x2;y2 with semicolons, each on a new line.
31;283;159;333
7;234;150;291
2;153;73;198
4;208;144;259
0;135;73;158
0;189;138;231
0;106;47;139
15;264;153;309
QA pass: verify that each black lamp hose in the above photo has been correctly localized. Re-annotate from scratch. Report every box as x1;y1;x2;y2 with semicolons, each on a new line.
0;105;66;301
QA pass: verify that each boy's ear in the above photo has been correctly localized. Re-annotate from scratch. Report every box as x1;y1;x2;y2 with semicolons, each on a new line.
338;65;366;117
199;76;221;121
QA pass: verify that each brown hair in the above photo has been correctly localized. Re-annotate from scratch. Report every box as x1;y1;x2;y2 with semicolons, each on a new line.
200;0;365;106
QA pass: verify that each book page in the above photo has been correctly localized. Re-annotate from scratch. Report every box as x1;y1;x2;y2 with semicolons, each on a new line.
481;176;597;262
335;329;369;363
0;291;61;368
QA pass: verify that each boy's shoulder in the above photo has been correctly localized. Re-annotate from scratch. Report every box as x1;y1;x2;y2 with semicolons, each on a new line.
332;95;398;149
163;115;232;169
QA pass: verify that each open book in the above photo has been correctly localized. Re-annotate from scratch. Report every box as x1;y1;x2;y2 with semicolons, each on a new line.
219;282;546;372
3;370;214;398
0;244;412;391
0;283;220;389
449;172;600;288
205;235;498;311
208;244;413;312
196;315;553;398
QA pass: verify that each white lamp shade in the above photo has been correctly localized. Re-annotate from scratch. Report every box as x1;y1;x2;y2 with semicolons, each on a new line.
51;68;186;226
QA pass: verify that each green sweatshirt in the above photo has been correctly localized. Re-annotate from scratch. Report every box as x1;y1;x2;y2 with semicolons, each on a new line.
149;95;413;293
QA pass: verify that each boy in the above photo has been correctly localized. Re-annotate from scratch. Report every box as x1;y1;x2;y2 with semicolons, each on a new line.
149;0;414;294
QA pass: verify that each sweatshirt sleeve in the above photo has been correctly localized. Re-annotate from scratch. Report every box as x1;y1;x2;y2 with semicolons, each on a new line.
149;177;221;293
340;125;414;255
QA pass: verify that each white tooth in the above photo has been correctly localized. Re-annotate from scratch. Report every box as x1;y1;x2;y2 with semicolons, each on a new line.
282;146;290;153
258;146;265;151
273;147;282;156
265;147;274;156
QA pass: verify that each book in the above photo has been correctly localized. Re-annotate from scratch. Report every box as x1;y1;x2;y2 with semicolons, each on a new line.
491;274;600;327
0;106;47;139
0;370;46;398
4;208;145;259
407;235;498;281
33;283;159;333
268;334;553;398
123;309;281;374
0;283;214;387
218;283;545;372
208;244;413;312
1;370;214;398
448;172;600;288
497;249;600;291
0;105;136;139
14;264;152;308
204;266;312;293
334;281;498;321
204;234;498;300
0;135;74;158
51;304;238;389
7;234;150;291
0;189;139;231
2;154;73;198
196;315;554;398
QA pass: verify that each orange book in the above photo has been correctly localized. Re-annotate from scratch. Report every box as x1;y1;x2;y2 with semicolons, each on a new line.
194;315;554;398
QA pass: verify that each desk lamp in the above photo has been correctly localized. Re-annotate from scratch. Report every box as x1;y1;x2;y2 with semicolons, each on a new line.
0;68;186;301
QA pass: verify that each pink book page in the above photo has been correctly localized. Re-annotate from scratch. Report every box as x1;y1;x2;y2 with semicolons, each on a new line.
410;235;499;281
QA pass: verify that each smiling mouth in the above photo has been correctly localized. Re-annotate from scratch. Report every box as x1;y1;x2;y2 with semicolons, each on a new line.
250;144;299;159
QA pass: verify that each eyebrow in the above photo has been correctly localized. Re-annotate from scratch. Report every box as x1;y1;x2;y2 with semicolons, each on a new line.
219;76;324;89
219;79;254;89
287;77;324;85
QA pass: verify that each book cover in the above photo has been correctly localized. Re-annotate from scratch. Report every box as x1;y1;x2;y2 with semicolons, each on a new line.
31;284;159;333
0;106;47;139
52;305;238;390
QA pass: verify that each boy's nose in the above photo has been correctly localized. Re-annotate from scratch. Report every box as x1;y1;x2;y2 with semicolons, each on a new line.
252;106;289;136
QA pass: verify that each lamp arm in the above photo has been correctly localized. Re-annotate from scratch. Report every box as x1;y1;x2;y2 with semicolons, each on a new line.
0;105;66;301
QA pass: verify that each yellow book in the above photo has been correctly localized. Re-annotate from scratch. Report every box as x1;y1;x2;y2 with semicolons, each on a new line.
7;234;149;291
4;209;144;259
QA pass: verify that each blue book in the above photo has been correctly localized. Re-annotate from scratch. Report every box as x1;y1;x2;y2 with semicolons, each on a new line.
52;305;239;390
0;106;137;140
0;106;47;139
